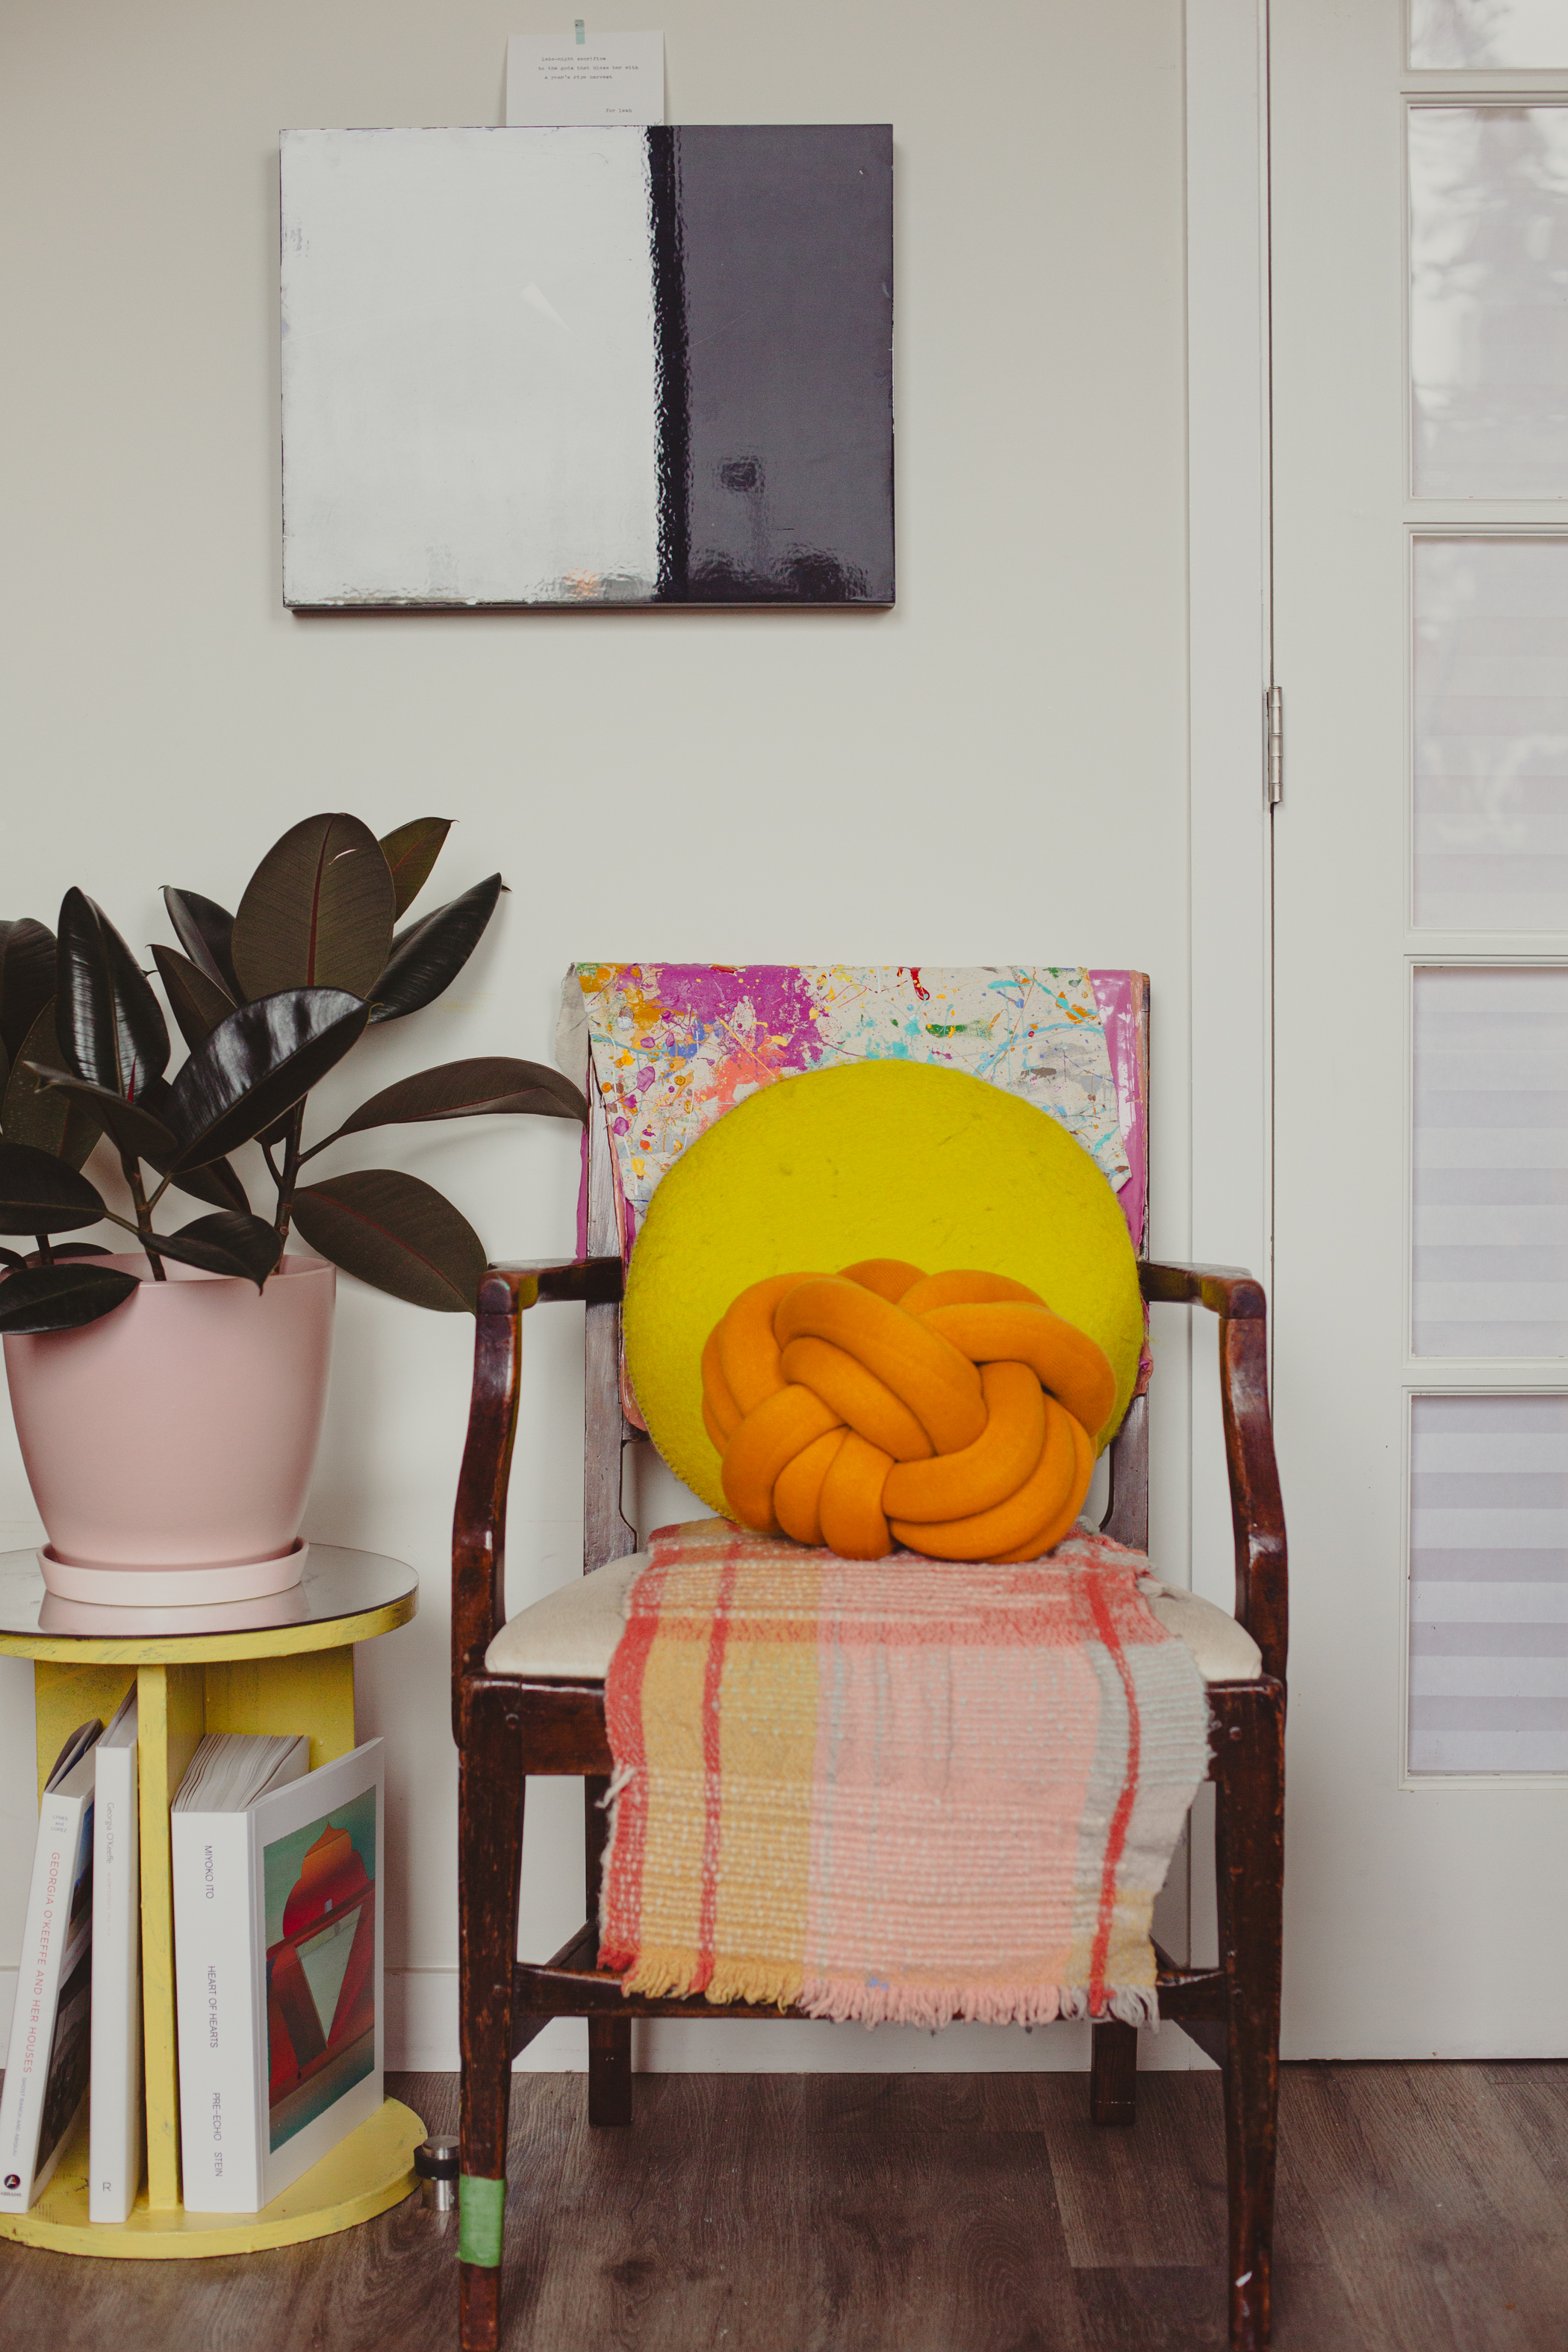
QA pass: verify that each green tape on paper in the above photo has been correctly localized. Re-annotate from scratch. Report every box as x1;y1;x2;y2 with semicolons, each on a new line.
459;2174;505;2266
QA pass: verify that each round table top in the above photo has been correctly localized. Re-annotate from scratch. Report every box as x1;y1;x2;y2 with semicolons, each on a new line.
0;1544;418;1663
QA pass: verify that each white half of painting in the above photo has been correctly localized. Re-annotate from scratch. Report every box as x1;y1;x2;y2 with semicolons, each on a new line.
281;128;660;606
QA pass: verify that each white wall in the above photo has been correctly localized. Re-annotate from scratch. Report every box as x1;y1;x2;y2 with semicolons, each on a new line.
0;0;1198;2072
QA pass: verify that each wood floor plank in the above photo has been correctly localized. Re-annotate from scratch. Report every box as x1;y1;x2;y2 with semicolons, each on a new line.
1036;2072;1228;2268
0;2068;1565;2351
798;2071;1086;2352
506;2071;1087;2352
1475;2063;1568;2217
1073;2265;1230;2350
1277;2063;1568;2352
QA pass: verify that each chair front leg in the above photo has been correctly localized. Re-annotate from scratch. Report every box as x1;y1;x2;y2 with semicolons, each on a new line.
458;1684;526;2352
1213;1681;1285;2352
584;1774;633;2125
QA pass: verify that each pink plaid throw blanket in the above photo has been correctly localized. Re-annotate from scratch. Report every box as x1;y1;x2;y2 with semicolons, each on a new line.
600;1519;1210;2026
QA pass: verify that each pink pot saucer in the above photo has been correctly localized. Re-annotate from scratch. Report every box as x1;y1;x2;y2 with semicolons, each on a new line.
37;1537;309;1608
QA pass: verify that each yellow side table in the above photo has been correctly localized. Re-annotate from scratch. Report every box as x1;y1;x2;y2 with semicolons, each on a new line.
0;1543;423;2259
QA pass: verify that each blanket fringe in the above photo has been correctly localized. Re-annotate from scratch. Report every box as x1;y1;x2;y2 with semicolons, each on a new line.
797;1976;1161;2031
614;1945;804;2013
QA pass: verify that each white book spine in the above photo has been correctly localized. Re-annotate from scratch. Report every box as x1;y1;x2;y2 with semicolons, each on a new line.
89;1736;141;2224
0;1789;89;2212
172;1811;262;2212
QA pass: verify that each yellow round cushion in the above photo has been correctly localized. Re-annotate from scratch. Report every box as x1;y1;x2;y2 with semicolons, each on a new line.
623;1060;1142;1519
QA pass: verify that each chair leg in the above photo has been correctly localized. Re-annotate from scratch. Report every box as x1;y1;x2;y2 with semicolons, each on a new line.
1215;1683;1285;2352
1090;2018;1139;2124
588;2015;634;2125
584;1774;635;2127
458;1689;526;2352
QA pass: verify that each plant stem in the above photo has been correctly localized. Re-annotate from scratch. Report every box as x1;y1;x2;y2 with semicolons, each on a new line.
275;1104;306;1248
34;1233;54;1268
125;1160;167;1281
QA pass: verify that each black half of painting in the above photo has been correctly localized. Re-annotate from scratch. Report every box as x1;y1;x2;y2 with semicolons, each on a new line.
650;125;895;606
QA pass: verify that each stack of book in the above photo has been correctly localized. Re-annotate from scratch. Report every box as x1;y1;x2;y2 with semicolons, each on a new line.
0;1711;383;2221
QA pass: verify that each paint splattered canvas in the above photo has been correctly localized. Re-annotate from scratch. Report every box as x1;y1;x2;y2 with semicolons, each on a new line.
280;127;894;608
569;965;1148;1255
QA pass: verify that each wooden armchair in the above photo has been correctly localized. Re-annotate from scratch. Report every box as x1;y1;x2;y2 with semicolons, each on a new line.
450;1240;1287;2352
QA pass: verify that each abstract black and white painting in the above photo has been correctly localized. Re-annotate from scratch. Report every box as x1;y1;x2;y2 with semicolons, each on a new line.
280;126;894;609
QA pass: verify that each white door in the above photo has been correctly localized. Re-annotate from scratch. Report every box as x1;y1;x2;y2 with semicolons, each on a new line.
1272;0;1568;2054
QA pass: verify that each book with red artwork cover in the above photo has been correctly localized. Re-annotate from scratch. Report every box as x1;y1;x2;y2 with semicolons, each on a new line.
172;1736;384;2213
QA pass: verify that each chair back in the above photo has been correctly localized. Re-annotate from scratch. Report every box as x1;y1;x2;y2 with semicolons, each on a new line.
560;964;1151;1570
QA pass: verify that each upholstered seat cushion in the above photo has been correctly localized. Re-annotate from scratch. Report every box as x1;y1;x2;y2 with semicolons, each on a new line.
484;1551;1263;1684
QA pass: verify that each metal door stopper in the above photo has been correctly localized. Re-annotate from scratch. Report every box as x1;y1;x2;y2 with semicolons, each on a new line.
414;2135;459;2213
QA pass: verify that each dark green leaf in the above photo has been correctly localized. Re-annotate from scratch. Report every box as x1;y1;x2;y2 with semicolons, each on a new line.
0;1245;22;1270
0;919;56;1065
104;1074;252;1211
166;988;368;1170
379;818;452;921
34;1242;113;1261
232;813;396;1001
28;1068;178;1167
0;1261;139;1335
290;1169;485;1311
161;889;240;998
0;1138;108;1234
314;1057;588;1155
152;943;234;1054
146;1213;282;1289
1;1002;102;1168
55;888;169;1098
367;873;503;1025
156;1154;251;1216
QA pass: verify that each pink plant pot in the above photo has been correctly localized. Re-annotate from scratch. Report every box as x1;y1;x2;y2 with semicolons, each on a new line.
3;1253;335;1605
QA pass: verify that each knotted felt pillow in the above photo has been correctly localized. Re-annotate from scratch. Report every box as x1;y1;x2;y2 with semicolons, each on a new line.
703;1261;1113;1561
623;1060;1144;1537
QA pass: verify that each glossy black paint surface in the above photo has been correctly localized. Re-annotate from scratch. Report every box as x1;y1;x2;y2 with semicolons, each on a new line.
653;125;895;606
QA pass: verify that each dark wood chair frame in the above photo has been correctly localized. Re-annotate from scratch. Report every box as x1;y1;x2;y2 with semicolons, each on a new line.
451;1166;1287;2352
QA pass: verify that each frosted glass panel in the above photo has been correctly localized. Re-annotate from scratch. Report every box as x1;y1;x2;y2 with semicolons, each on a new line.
1410;108;1568;497
1412;1;1568;67
1413;965;1568;1354
1410;1393;1568;1772
1413;539;1568;927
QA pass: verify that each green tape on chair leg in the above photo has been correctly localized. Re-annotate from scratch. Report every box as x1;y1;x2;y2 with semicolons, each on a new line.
459;2173;506;2266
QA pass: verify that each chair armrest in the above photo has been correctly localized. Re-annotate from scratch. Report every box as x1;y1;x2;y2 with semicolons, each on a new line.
1140;1258;1287;1684
1139;1260;1266;1320
452;1257;624;1727
478;1257;623;1313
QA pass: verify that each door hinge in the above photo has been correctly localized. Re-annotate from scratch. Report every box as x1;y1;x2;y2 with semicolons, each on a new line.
1266;684;1284;807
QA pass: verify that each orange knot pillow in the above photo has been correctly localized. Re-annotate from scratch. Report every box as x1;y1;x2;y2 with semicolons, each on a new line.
700;1259;1115;1564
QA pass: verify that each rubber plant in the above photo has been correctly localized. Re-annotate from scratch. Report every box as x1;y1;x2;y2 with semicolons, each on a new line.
0;813;585;1334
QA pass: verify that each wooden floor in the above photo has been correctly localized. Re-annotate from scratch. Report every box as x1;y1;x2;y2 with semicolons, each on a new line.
2;2064;1565;2350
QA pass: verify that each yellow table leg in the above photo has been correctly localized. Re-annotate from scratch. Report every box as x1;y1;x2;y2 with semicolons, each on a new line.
136;1663;205;2210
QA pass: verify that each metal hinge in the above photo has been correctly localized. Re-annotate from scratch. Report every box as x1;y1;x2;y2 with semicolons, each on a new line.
1266;684;1283;807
